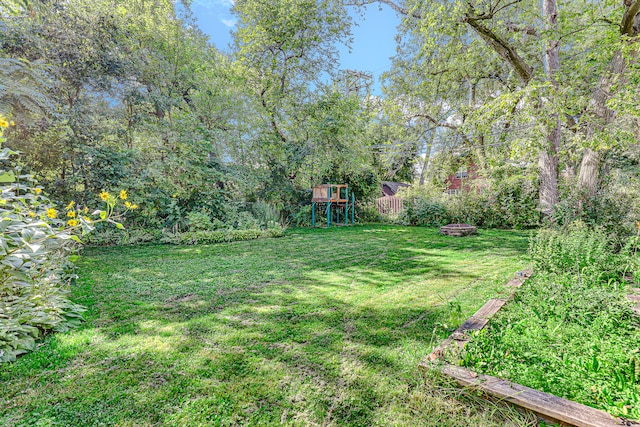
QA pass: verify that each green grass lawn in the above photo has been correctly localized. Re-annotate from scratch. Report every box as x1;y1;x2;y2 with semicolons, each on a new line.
1;225;534;427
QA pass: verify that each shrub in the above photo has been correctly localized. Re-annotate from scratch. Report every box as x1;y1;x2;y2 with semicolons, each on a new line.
401;198;449;226
251;201;281;229
528;221;624;283
186;209;216;231
178;227;284;245
396;176;539;230
0;119;131;362
291;204;312;227
356;201;383;223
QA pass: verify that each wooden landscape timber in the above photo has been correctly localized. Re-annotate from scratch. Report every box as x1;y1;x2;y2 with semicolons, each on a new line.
440;224;478;236
420;270;629;427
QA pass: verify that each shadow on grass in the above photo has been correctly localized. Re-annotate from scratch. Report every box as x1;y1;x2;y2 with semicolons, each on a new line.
0;225;529;426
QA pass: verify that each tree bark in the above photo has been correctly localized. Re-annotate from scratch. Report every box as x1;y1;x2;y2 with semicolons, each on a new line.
539;124;560;214
576;1;640;198
577;51;627;198
419;131;434;186
539;0;560;216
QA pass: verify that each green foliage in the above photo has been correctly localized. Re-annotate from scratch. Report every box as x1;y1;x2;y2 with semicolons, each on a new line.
179;228;284;245
554;161;640;240
85;226;285;246
399;176;539;230
528;222;623;282
0;152;84;362
356;201;384;223
462;272;640;420
250;201;281;229
402;198;449;227
462;225;640;420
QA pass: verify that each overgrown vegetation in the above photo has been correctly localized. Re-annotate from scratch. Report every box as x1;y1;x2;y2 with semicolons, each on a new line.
461;223;640;420
397;173;539;230
0;226;534;426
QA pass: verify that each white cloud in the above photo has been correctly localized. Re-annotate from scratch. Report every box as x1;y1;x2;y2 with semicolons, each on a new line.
221;18;237;27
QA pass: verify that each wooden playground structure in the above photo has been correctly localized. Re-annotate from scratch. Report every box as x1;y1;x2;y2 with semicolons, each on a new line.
311;184;355;227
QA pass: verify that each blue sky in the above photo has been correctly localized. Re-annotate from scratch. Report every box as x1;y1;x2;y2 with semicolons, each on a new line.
188;0;402;94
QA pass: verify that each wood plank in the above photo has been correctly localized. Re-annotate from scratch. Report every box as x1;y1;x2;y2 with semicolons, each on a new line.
425;298;507;362
435;364;623;427
473;298;507;318
505;277;524;288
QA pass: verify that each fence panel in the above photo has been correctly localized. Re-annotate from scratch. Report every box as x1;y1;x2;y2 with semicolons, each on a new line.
376;196;404;215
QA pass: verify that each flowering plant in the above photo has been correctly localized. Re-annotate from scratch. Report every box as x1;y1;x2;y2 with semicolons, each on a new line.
0;117;134;362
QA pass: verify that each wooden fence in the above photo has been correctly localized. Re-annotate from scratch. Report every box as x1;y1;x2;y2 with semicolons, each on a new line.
375;196;404;215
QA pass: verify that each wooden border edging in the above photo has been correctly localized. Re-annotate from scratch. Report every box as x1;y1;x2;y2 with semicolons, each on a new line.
432;364;622;427
419;270;627;427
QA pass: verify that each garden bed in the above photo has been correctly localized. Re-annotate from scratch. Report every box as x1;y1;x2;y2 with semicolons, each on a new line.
459;274;640;423
420;270;628;426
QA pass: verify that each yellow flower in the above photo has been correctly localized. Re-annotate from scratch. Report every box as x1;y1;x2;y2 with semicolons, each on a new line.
9;121;14;126
34;188;42;194
65;201;75;210
67;219;78;227
46;208;57;219
131;204;138;210
119;190;128;200
99;190;110;201
28;211;36;218
83;216;92;222
124;201;132;208
83;206;89;213
0;118;8;128
67;211;76;218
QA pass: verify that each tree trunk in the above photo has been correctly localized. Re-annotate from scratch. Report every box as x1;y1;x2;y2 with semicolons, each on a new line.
577;52;627;198
418;131;434;186
538;125;560;215
577;0;640;197
576;148;600;198
539;0;560;216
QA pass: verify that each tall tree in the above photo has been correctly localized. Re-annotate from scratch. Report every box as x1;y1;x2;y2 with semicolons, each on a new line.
366;0;640;213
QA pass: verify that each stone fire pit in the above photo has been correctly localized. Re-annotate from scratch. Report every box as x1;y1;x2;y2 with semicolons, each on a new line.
440;223;478;236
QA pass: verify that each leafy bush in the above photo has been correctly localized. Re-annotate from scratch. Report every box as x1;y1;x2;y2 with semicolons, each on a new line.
555;164;640;240
186;209;217;231
178;227;284;245
356;201;383;223
528;222;623;283
0;119;131;362
251;201;281;229
86;226;285;246
291;204;312;227
396;176;539;230
401;198;449;226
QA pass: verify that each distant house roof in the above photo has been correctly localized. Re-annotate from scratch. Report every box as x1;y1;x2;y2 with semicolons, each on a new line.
382;181;409;197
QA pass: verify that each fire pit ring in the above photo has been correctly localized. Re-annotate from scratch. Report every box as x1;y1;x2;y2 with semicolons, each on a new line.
440;223;478;236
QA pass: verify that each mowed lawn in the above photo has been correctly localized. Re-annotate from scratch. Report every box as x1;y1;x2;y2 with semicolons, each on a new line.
1;225;532;427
